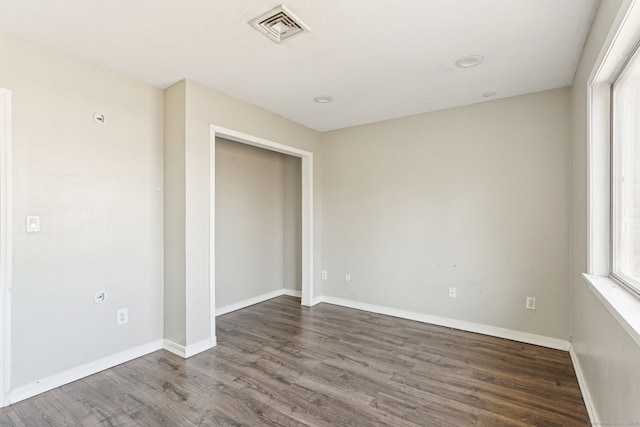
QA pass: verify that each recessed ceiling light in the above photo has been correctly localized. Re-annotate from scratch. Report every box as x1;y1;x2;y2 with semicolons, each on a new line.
314;96;333;103
455;55;484;68
482;91;497;98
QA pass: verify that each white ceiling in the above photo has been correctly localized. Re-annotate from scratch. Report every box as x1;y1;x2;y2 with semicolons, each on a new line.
0;0;598;132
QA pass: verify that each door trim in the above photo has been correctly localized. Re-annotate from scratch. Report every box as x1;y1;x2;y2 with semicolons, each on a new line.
0;88;12;408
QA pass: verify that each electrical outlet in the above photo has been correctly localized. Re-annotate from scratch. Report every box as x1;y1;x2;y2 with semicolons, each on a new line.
345;273;351;283
321;270;327;280
117;308;128;325
449;287;457;298
526;297;536;310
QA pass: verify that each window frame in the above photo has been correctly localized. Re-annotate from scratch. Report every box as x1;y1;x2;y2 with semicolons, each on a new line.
609;42;640;296
582;0;640;352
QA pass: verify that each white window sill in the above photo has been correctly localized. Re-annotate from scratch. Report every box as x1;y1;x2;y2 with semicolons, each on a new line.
582;273;640;348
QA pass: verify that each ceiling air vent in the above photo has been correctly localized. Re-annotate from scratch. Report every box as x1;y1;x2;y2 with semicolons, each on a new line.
249;5;309;43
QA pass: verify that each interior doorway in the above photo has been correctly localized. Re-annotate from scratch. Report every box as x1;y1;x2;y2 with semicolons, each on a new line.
215;138;301;310
208;125;314;342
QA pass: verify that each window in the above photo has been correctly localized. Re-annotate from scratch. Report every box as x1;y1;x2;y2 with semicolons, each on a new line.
584;0;640;346
612;45;640;295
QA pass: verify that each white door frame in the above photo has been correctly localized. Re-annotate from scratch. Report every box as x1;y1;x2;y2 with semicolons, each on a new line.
209;125;314;342
0;88;12;408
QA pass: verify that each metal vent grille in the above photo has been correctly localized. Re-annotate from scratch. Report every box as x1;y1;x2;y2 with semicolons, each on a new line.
249;5;309;43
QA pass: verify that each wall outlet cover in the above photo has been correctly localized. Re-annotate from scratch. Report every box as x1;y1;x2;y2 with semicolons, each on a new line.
526;297;536;310
117;308;128;325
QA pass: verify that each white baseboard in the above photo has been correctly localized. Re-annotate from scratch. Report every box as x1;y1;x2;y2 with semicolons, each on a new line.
8;293;575;409
10;339;163;405
163;338;216;359
162;339;185;357
315;296;571;351
569;345;598;425
216;288;301;316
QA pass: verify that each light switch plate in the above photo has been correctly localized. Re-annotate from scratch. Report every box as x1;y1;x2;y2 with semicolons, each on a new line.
26;215;40;233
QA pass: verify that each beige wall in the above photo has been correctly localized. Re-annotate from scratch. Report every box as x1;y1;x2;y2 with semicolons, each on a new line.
0;34;164;388
215;138;301;308
570;0;640;422
321;88;571;339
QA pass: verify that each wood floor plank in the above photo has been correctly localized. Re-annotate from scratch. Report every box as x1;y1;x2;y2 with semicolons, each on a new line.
0;296;589;426
108;359;231;426
48;384;136;427
370;390;480;427
0;410;26;427
10;393;84;427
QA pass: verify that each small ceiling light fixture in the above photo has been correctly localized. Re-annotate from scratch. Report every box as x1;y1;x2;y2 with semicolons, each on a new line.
455;55;484;68
314;96;333;104
482;91;497;98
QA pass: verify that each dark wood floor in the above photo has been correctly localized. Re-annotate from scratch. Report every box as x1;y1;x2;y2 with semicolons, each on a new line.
0;296;588;426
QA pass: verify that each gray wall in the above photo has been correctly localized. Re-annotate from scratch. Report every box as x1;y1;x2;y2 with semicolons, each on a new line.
163;80;322;347
320;88;571;339
215;138;301;308
570;0;640;421
0;34;164;389
283;155;302;293
6;6;640;419
163;81;187;345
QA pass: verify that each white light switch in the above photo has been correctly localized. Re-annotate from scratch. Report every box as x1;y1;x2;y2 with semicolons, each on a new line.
26;216;40;233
